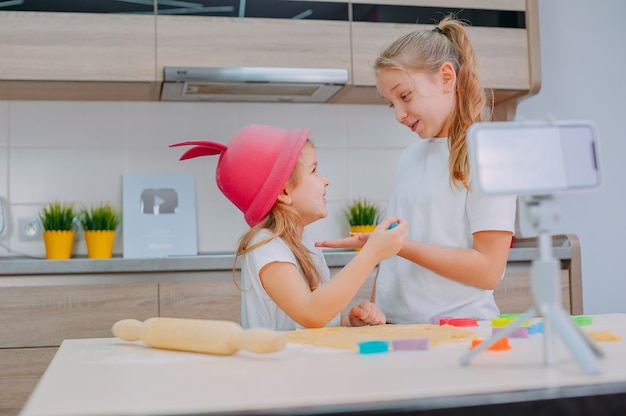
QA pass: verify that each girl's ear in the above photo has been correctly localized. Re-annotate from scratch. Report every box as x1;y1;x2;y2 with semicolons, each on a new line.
277;191;292;205
440;62;457;92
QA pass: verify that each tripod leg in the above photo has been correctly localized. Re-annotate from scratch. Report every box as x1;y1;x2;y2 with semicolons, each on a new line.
544;306;602;374
459;307;536;366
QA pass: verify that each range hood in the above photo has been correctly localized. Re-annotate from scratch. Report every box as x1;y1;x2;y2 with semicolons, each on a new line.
161;66;348;103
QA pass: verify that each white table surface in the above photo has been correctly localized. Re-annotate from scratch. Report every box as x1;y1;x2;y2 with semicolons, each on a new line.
20;314;626;416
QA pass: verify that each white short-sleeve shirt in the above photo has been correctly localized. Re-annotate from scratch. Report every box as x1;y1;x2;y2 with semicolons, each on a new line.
240;229;341;330
376;137;517;324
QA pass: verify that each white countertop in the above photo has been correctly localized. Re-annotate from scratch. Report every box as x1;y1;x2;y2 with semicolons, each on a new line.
20;314;626;416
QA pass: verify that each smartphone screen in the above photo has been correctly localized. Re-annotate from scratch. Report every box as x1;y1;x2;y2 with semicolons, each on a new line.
468;120;600;195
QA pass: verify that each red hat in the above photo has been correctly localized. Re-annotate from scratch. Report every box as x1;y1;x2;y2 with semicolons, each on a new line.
170;124;310;227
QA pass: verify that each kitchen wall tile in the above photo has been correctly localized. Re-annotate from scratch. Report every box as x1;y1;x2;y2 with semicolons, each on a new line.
10;148;124;204
316;147;347;202
237;103;348;148
346;105;414;148
347;148;403;204
0;148;8;254
9;101;128;147
196;200;248;253
0;101;8;146
122;102;241;147
0;148;7;198
2;100;414;257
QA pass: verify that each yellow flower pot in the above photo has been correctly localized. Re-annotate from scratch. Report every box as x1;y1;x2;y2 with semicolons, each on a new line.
84;230;116;259
43;230;75;260
349;225;376;251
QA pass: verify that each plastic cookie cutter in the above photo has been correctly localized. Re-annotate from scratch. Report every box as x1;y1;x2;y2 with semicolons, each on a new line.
440;318;478;327
571;316;593;326
392;338;429;351
470;338;511;351
493;327;529;339
357;340;390;354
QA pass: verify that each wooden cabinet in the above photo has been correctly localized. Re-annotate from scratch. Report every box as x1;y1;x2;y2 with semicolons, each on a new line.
0;271;249;415
336;0;540;117
0;11;159;100
0;281;158;416
156;16;351;82
0;0;539;110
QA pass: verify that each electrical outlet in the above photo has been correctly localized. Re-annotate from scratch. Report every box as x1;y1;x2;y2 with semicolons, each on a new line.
18;217;43;241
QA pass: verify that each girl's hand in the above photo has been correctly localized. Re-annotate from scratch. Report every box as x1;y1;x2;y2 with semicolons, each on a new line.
360;217;407;261
347;301;386;326
315;234;369;249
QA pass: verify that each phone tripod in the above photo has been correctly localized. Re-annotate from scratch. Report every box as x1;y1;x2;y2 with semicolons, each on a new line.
459;195;603;374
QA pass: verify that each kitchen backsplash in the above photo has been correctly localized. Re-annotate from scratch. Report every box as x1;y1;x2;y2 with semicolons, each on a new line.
0;100;414;257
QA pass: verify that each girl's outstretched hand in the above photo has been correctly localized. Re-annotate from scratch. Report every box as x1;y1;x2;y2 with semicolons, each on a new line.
360;217;407;261
315;233;369;249
347;301;386;326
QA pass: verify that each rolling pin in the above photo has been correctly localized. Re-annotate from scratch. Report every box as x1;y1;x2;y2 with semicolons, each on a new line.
112;317;286;355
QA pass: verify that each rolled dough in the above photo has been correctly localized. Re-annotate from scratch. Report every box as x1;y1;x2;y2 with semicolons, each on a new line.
286;324;478;350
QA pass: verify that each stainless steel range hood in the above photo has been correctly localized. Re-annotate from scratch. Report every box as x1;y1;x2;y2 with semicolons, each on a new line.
161;66;348;103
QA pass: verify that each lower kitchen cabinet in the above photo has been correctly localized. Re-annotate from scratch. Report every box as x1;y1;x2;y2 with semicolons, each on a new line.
0;274;253;415
0;282;159;416
159;275;241;322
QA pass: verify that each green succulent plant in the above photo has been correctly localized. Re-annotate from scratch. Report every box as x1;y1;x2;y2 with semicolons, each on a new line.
79;203;122;231
39;202;77;231
344;198;380;226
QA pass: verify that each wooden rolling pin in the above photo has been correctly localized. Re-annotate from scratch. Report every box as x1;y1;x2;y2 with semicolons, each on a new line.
112;317;286;355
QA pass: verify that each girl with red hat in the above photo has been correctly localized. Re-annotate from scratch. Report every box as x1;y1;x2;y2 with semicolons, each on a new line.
172;124;407;330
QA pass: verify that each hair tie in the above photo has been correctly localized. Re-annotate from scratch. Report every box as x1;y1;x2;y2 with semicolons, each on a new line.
432;26;444;34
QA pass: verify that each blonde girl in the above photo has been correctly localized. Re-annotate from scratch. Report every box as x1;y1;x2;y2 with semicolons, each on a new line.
317;16;517;324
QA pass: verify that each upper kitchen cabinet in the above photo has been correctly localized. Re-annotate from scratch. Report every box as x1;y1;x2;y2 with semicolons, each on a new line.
155;0;352;86
338;0;540;118
0;2;158;101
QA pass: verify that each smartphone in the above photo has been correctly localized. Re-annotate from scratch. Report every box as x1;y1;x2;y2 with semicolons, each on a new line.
467;120;601;195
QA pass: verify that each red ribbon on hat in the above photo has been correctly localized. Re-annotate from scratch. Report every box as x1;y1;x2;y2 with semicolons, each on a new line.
169;141;227;160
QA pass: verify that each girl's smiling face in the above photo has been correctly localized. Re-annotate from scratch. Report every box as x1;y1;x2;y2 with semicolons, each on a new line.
376;65;456;139
281;142;329;226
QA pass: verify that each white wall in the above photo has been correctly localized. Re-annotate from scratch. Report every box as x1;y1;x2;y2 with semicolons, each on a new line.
1;0;624;314
516;0;626;314
0;101;413;257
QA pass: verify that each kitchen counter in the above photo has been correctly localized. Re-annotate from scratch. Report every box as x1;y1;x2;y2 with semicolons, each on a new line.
0;235;583;316
20;314;626;416
0;237;573;276
0;250;357;276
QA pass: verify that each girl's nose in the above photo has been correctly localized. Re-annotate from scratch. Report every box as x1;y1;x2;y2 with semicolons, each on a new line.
395;109;408;123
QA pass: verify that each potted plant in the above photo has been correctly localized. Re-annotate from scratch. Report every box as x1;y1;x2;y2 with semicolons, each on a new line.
39;201;77;260
345;198;380;251
79;202;122;259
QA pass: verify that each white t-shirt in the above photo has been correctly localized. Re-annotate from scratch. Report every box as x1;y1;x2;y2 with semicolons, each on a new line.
376;137;517;324
240;229;342;330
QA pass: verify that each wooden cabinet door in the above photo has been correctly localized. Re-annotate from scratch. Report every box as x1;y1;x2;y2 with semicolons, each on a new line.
0;11;158;100
0;282;158;348
350;0;531;91
0;11;155;82
159;272;241;323
156;16;351;82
